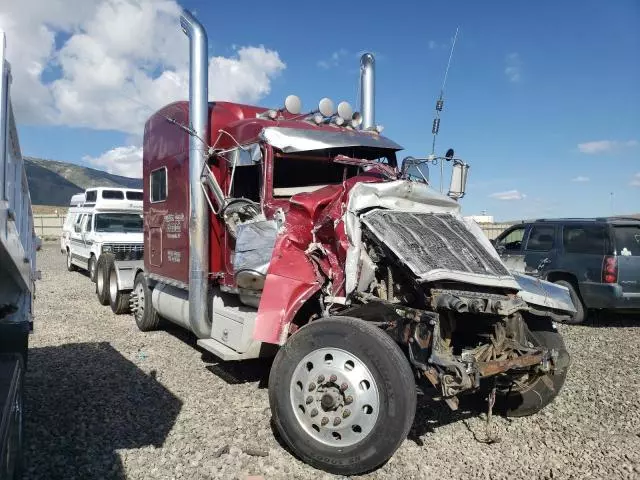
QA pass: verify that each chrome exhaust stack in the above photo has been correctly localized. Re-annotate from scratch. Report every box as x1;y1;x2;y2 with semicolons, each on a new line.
180;9;211;339
359;53;375;130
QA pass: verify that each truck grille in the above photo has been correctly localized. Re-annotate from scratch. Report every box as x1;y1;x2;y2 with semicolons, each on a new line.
103;243;144;261
361;211;510;282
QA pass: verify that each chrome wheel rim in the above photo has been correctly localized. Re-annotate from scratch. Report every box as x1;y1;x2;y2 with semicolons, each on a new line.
134;281;145;322
290;347;380;447
89;258;96;279
109;269;118;302
67;252;72;268
97;265;104;294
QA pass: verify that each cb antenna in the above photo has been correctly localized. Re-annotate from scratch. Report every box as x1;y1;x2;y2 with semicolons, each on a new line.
430;26;459;192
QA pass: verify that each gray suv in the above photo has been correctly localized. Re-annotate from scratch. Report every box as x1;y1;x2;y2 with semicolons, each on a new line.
492;217;640;323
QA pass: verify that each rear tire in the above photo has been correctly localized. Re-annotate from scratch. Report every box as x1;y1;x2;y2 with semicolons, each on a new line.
268;317;416;475
554;280;586;324
495;321;570;417
95;254;115;306
66;250;77;272
132;273;160;331
109;267;130;314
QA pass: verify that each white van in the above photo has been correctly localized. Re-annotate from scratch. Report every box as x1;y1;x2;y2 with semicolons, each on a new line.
61;187;144;281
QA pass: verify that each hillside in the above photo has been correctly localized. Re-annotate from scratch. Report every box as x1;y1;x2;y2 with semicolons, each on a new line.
24;157;142;206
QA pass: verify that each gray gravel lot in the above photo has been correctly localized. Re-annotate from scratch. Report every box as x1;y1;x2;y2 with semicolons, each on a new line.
23;243;640;479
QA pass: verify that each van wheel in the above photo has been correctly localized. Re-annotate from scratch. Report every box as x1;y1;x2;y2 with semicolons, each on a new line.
95;254;115;306
88;256;97;282
268;317;416;475
66;250;77;272
554;280;586;324
495;321;570;417
132;273;160;331
109;267;130;314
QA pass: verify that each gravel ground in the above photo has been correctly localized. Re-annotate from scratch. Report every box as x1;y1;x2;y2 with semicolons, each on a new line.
23;243;640;480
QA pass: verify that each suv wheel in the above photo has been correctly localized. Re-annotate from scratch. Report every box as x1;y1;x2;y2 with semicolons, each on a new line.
554;280;586;324
88;256;97;282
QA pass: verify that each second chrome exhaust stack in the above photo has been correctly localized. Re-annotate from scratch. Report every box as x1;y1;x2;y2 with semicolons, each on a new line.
359;53;375;130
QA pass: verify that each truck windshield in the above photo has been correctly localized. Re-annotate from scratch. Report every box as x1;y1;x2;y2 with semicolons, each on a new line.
272;150;396;197
95;213;143;233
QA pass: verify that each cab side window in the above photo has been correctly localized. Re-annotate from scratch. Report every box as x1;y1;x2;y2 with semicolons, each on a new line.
150;167;167;203
84;214;93;232
526;225;556;251
496;226;526;252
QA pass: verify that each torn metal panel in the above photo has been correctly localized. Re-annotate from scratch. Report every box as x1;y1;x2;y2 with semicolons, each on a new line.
260;126;403;153
512;272;577;313
361;210;519;290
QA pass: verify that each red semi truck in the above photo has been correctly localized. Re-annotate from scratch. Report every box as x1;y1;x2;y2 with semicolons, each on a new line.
99;9;576;475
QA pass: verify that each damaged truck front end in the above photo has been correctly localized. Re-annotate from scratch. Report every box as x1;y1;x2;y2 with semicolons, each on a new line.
256;146;573;474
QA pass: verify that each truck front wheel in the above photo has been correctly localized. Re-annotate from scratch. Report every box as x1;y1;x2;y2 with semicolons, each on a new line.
109;268;130;315
268;317;416;475
66;250;77;272
495;322;570;417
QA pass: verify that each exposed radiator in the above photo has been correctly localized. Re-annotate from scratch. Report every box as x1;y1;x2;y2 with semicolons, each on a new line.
361;210;511;283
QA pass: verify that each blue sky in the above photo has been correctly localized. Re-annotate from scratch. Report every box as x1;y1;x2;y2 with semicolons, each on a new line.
7;0;640;221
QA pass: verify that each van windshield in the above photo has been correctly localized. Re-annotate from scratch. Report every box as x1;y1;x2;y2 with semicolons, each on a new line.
95;213;143;233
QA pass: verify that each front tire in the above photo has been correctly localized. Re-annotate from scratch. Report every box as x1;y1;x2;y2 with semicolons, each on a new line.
66;250;77;272
495;321;570;417
268;317;416;475
95;254;115;306
88;255;97;282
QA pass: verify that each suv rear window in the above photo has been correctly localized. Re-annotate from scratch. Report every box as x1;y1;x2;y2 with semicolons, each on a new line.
126;191;143;201
563;225;607;254
526;225;555;251
102;190;124;199
614;225;640;256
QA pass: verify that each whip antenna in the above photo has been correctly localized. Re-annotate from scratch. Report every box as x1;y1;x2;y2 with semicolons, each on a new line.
431;26;459;192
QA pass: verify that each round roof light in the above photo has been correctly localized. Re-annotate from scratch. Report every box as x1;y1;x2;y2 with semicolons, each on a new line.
284;95;302;115
351;111;363;128
337;101;353;121
318;97;335;117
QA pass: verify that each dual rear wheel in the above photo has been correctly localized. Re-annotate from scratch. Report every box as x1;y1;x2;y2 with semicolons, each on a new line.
94;254;130;314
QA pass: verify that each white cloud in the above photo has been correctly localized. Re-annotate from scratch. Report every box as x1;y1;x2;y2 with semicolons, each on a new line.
571;175;590;182
489;190;526;201
317;48;348;69
428;40;438;50
577;139;638;154
84;145;143;178
504;53;522;82
631;173;640;187
1;0;285;134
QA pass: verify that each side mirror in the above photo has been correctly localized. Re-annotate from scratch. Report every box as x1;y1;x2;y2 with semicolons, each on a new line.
447;159;469;200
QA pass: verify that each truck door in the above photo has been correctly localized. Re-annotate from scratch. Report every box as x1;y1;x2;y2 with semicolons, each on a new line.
494;224;528;272
523;224;558;277
613;224;640;296
70;213;85;262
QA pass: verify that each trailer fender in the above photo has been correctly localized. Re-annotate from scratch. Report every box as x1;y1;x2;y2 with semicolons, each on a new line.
112;260;144;291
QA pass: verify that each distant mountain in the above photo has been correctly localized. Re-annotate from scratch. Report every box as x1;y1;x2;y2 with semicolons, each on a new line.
24;157;142;206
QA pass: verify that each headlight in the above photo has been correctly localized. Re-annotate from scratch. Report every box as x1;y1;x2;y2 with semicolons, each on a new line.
102;245;112;253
